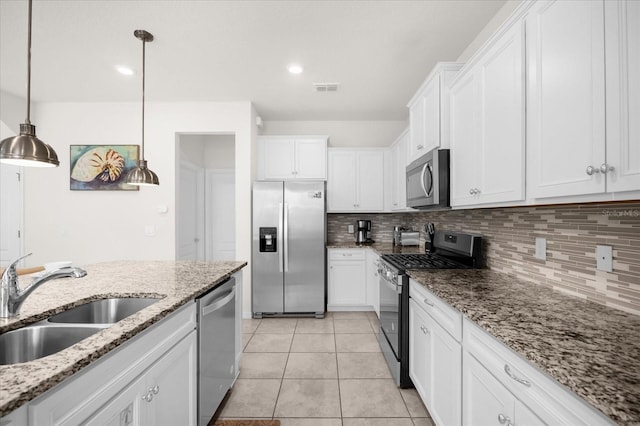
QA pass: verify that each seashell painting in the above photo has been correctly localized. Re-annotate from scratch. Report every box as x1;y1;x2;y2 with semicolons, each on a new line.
70;145;139;191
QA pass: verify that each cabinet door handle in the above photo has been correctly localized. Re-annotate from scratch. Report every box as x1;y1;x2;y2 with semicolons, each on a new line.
151;385;160;395
498;413;511;424
417;145;424;150
586;165;600;176
504;364;531;387
142;391;153;402
420;325;429;334
600;163;614;174
469;188;474;195
423;298;434;307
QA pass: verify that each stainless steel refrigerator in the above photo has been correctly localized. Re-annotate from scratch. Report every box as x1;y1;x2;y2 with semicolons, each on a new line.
252;181;326;318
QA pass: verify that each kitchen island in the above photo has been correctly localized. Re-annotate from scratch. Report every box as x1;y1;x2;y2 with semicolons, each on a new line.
0;260;246;418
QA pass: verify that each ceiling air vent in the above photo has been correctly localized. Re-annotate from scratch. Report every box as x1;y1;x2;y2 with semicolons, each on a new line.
313;83;339;92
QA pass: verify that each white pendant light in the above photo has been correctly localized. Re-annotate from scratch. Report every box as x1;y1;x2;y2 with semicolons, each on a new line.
125;30;159;186
0;0;59;167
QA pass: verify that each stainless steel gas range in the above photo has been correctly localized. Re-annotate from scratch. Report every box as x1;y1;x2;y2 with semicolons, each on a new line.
378;230;482;388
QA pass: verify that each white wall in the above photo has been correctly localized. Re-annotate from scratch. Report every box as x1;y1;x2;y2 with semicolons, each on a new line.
456;0;523;62
261;120;407;147
22;101;256;315
0;90;24;134
204;135;235;169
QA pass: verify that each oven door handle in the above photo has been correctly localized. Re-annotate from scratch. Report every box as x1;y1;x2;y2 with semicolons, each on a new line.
381;276;402;294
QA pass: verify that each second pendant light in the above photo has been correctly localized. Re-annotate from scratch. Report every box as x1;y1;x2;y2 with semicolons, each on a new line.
126;29;159;187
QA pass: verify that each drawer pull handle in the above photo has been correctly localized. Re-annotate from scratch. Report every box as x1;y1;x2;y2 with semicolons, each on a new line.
423;298;434;307
504;364;531;387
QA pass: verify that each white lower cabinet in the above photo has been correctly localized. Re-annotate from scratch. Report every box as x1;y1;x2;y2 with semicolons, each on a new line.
366;249;381;317
86;331;197;426
463;319;613;426
26;303;198;426
327;248;368;310
409;283;614;426
409;298;462;426
463;351;544;426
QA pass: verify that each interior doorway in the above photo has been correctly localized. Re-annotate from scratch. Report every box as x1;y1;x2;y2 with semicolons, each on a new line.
177;134;236;261
0;121;24;267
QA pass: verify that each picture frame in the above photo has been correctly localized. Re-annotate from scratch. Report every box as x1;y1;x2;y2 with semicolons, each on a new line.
70;145;140;191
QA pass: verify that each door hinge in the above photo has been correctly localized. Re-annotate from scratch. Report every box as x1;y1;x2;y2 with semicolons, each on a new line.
16;172;21;182
18;230;21;238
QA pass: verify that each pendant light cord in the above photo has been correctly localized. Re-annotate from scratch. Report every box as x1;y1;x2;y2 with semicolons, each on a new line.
141;36;146;160
25;0;32;125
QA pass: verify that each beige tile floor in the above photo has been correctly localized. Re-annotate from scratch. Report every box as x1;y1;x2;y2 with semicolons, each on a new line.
216;311;435;425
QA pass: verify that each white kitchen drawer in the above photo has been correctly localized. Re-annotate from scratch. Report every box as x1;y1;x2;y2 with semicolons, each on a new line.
328;248;366;260
409;279;462;342
463;318;613;425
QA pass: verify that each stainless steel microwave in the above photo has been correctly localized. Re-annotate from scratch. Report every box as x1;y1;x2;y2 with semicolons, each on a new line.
406;148;450;209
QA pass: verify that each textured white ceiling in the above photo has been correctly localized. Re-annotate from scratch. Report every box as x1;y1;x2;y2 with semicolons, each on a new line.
0;0;506;121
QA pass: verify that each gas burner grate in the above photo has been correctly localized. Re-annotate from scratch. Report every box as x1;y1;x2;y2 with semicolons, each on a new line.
381;253;467;271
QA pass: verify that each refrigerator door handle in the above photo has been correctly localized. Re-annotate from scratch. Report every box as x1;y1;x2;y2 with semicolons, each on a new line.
283;203;289;272
278;203;284;272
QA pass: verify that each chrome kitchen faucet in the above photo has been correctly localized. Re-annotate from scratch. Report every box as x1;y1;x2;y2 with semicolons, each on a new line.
0;253;87;318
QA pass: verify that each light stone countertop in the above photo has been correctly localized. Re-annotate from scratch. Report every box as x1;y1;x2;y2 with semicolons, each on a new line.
408;269;640;425
0;260;247;417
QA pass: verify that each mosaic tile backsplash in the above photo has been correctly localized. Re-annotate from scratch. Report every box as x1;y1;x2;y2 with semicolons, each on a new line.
327;202;640;315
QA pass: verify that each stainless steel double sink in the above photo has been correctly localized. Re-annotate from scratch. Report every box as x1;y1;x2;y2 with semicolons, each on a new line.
0;297;159;365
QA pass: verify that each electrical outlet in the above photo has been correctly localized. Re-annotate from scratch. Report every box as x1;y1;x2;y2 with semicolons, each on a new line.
348;224;354;233
535;238;546;260
596;245;613;272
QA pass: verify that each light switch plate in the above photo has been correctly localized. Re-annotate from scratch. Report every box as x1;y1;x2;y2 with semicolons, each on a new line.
596;245;613;272
535;238;546;260
348;225;354;233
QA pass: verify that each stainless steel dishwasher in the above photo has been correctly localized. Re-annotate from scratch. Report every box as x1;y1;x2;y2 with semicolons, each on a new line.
197;277;236;426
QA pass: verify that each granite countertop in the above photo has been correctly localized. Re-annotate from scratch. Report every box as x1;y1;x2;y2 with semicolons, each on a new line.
408;269;640;425
0;260;247;417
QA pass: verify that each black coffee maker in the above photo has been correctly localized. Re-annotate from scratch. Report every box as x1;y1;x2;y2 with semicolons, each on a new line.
355;220;373;243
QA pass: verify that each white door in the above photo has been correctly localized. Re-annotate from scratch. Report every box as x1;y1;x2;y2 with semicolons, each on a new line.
422;75;441;154
477;20;525;204
178;162;204;260
327;150;357;211
0;121;23;266
526;0;606;198
450;70;479;206
263;138;294;179
328;260;366;306
206;169;235;261
605;0;640;192
462;351;514;426
295;138;327;179
356;151;384;211
430;317;462;426
409;299;432;407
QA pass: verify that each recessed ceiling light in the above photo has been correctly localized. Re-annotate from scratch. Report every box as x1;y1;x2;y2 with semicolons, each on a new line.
116;65;135;76
288;64;303;75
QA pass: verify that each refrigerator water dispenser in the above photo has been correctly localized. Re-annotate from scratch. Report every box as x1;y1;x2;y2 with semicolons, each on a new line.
259;227;277;252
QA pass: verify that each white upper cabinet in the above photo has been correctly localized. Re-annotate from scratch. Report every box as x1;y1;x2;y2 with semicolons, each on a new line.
388;128;409;211
526;0;607;198
605;0;640;192
450;20;525;207
327;149;384;212
407;63;463;163
258;136;327;180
